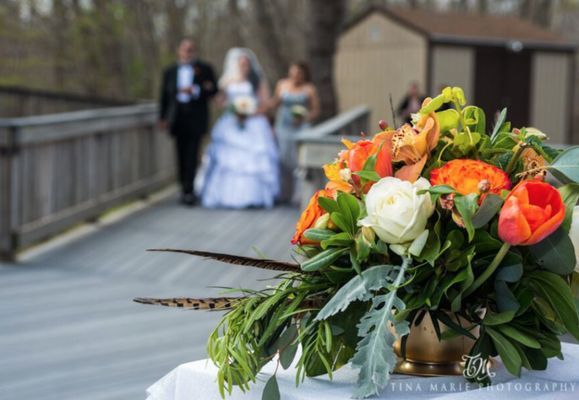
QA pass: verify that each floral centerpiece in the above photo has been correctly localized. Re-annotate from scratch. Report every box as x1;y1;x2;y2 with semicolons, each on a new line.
137;87;579;399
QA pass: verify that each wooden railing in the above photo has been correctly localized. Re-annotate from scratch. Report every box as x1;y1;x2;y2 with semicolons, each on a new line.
295;105;370;208
0;85;133;118
0;103;174;260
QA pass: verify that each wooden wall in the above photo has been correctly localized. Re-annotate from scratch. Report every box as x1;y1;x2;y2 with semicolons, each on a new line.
531;52;573;144
335;12;428;128
430;45;475;100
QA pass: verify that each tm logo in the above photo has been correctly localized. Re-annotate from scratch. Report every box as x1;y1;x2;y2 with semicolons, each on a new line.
462;353;495;381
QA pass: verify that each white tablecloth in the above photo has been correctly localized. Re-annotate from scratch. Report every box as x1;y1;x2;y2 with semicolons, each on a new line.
146;343;579;400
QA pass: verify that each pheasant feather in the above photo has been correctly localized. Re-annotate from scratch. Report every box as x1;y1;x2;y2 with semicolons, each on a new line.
133;296;244;310
147;249;301;272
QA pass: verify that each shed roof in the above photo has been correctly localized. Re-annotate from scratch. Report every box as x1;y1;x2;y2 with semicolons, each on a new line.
343;5;576;51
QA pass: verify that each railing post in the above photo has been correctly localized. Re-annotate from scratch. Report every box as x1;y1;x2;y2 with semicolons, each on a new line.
0;125;18;261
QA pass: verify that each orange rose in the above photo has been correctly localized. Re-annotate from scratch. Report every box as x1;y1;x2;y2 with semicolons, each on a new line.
498;180;565;246
291;189;335;245
430;159;511;197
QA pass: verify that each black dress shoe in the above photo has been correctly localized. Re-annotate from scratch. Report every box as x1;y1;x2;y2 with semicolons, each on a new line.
180;193;197;206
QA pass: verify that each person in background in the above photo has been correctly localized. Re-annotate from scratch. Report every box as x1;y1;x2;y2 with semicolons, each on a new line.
159;38;217;206
397;82;426;124
270;61;320;204
200;48;279;209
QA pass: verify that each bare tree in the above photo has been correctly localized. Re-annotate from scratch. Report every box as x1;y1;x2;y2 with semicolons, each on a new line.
307;0;347;121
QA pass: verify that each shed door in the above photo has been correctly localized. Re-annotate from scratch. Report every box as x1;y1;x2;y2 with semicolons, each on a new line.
474;47;531;128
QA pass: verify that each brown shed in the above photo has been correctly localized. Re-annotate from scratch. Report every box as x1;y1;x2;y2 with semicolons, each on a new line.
335;6;576;143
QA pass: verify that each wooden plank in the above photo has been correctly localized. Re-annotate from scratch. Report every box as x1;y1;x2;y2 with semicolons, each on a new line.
0;199;300;400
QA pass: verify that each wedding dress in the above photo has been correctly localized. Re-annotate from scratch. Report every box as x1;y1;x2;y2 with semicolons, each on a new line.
200;80;280;208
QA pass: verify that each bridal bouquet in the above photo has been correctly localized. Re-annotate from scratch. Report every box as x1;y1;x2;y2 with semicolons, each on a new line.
137;87;579;399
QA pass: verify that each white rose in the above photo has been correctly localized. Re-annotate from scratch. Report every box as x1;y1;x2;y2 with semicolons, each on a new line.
359;177;434;244
569;206;579;273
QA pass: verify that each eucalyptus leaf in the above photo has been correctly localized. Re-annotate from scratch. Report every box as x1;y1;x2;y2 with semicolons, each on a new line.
262;375;280;400
529;228;576;275
472;194;503;229
548;146;579;184
559;183;579;232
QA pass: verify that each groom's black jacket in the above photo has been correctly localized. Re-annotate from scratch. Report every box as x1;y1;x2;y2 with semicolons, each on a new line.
159;59;217;136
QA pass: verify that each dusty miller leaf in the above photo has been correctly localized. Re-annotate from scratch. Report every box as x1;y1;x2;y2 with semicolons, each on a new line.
316;264;397;321
350;258;411;398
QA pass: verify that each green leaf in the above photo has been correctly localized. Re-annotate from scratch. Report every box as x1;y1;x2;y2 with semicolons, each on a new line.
350;258;411;398
483;310;515;326
318;196;339;214
354;170;381;182
409;229;429;257
529;228;576;275
303;228;335;241
487;327;522;376
280;342;298;369
559;183;579;232
262;375;280;400
436;109;460;132
419;185;456;195
321;232;353;249
330;212;352;234
490;108;507;143
472;194;503;228
497;325;541;349
419;223;441;266
337;192;360;231
454;193;479;242
548;146;579;184
316;264;397;320
435;311;476;340
463;105;486;134
495;280;520;313
529;271;579;340
301;248;349;272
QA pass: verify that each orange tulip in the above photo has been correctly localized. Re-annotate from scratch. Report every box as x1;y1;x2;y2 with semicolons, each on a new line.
291;189;335;245
498;180;565;246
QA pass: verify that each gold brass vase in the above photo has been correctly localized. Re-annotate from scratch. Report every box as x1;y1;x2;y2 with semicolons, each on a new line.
393;311;479;376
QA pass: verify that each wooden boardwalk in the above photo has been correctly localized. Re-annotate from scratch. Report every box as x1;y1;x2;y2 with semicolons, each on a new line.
0;194;300;400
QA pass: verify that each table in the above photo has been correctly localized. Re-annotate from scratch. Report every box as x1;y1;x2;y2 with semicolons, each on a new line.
146;343;579;400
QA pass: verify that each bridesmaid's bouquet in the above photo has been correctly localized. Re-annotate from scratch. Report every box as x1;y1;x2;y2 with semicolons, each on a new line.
137;87;579;399
290;104;308;127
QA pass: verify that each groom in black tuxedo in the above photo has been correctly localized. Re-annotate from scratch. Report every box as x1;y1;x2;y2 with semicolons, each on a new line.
159;38;217;205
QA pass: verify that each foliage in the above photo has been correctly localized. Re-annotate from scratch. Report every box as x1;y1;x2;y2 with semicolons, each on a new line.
140;86;579;399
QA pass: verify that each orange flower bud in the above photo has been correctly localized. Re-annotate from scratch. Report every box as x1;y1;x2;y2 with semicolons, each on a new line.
498;180;565;246
291;189;335;245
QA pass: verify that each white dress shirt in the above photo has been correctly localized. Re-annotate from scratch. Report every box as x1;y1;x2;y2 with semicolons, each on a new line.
176;64;198;103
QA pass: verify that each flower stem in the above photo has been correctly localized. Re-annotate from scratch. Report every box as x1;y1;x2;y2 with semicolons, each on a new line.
464;242;511;297
505;143;527;175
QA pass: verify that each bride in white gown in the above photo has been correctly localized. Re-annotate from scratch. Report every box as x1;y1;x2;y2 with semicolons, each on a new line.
200;48;280;208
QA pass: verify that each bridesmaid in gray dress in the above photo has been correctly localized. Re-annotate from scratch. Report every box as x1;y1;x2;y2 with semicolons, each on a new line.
271;62;320;204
